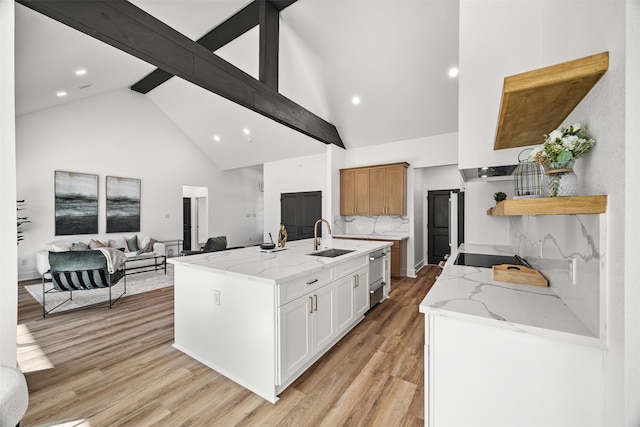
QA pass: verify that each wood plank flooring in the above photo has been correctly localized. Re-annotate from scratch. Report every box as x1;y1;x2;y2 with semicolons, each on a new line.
17;266;439;427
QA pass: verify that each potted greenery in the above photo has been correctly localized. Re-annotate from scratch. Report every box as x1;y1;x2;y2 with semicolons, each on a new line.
493;192;507;204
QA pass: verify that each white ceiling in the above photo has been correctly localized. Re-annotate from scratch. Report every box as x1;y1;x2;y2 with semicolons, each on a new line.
15;0;459;171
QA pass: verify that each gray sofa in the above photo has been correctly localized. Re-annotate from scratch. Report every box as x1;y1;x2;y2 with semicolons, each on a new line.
36;235;166;277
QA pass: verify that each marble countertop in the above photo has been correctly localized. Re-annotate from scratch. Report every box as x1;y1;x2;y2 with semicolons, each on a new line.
333;233;409;241
419;243;604;348
168;238;392;284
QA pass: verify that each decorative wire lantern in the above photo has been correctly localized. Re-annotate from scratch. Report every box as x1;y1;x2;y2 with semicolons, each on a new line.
513;149;544;199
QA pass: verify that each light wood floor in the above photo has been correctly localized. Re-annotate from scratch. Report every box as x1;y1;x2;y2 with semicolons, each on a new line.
17;266;439;427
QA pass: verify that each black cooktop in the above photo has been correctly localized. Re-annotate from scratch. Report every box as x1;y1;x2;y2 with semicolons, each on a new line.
453;252;525;268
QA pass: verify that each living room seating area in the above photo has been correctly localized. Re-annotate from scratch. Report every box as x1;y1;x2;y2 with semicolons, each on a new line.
35;234;166;278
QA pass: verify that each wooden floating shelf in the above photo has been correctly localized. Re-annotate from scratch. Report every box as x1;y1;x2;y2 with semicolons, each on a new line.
494;52;609;150
487;195;607;216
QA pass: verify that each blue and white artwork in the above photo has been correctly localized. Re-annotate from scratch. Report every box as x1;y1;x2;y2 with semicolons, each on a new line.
106;176;141;233
55;171;99;236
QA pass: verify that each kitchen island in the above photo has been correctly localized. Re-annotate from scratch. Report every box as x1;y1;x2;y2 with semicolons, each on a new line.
419;243;605;426
168;238;392;403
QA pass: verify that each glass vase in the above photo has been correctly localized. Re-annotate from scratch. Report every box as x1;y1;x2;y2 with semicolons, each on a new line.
542;161;578;197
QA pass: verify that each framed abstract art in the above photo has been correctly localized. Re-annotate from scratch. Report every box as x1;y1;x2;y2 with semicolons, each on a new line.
106;176;141;233
54;171;99;235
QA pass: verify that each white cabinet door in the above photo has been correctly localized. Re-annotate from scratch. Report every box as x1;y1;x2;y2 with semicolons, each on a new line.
336;275;355;332
278;295;313;385
353;267;369;318
336;267;369;334
312;283;336;352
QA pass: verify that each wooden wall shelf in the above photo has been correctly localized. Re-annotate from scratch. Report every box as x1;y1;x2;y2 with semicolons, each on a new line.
494;52;609;150
487;195;607;216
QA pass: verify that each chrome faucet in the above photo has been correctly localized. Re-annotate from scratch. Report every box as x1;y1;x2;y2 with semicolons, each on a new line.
314;218;332;251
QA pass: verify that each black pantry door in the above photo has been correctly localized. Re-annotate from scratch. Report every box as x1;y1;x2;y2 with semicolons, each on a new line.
280;191;322;241
183;197;192;250
427;190;464;265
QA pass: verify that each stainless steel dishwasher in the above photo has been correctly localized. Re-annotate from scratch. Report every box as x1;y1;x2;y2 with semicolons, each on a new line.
368;249;388;309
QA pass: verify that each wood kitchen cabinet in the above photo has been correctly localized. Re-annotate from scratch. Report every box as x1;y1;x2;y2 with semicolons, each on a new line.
369;164;407;215
340;169;370;215
340;162;409;216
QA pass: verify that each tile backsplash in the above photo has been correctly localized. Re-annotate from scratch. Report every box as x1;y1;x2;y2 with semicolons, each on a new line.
510;213;605;337
333;215;410;237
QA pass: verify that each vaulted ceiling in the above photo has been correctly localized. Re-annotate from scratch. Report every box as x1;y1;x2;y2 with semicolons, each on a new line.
15;0;459;170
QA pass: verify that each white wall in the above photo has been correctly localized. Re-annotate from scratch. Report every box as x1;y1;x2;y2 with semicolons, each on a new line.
458;1;544;171
16;89;262;279
0;0;17;367
625;2;640;422
463;180;513;245
263;152;327;242
345;132;457;168
460;0;630;423
413;168;424;271
207;166;264;247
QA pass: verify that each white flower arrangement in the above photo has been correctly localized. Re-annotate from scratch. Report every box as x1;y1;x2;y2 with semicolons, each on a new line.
529;124;596;168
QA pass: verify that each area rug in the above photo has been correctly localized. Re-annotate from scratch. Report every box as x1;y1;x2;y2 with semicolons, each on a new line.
25;265;174;314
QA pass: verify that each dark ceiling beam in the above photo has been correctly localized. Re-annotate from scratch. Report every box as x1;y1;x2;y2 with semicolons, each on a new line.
132;0;296;94
131;1;260;94
259;0;279;90
17;0;344;148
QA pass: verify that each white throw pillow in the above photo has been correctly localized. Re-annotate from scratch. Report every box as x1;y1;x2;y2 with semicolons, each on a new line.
139;235;151;250
108;236;127;251
45;241;72;252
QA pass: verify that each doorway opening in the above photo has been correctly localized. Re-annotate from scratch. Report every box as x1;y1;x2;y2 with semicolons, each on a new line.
183;186;209;252
183;198;191;250
427;189;464;265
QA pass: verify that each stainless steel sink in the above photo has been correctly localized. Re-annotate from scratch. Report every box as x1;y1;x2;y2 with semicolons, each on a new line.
308;248;354;258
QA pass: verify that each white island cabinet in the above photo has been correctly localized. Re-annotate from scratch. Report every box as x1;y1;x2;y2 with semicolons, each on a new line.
169;238;392;403
420;244;605;427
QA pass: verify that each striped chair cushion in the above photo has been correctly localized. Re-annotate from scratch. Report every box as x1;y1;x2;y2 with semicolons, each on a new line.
51;269;112;291
49;250;124;292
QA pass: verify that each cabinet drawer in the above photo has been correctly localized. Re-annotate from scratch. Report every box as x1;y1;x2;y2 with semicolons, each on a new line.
335;255;368;278
277;267;334;306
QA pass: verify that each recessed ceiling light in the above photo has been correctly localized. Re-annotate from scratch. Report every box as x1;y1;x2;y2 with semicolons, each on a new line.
75;69;87;76
480;174;488;178
213;135;220;142
448;67;459;78
481;167;489;171
56;91;67;97
351;96;361;105
243;128;251;135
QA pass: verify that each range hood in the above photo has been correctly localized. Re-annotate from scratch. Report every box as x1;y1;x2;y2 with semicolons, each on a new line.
460;165;517;182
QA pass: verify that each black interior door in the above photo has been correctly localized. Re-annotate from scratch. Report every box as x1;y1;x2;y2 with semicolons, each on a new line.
183;197;192;250
280;191;322;241
427;190;464;265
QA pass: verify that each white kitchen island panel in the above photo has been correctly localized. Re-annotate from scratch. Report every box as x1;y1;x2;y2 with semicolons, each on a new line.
173;263;278;402
427;314;604;427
